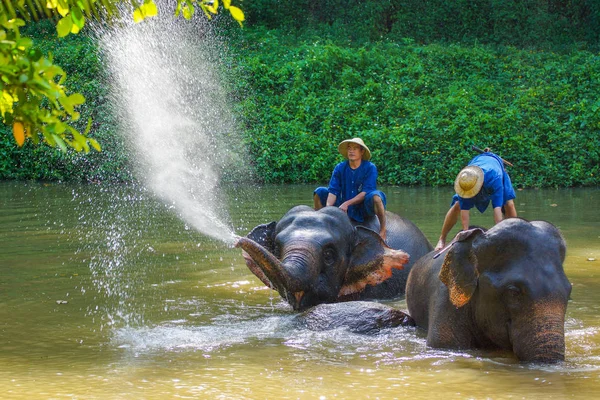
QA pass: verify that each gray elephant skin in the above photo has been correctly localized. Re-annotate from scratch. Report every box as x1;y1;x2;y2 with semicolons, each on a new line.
406;218;572;363
299;301;415;334
237;205;433;311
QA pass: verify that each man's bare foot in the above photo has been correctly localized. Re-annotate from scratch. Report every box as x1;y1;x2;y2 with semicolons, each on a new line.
380;230;387;242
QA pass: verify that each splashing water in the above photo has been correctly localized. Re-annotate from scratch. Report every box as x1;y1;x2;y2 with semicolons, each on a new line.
99;10;246;245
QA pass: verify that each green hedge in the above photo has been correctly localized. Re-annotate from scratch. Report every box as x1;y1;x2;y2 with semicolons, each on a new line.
2;13;599;187
229;31;600;187
242;0;600;49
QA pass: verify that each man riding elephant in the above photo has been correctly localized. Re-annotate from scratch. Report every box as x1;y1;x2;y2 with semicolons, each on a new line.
313;138;388;240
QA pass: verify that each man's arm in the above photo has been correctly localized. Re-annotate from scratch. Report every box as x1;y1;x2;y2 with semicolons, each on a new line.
326;193;337;207
339;192;366;212
493;206;503;224
461;209;470;231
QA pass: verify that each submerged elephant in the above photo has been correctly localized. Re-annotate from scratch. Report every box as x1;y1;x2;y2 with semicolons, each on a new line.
298;301;415;334
236;205;432;311
406;218;571;363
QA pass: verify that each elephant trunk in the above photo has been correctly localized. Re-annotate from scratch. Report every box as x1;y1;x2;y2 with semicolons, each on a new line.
511;303;566;363
235;236;306;308
514;330;565;363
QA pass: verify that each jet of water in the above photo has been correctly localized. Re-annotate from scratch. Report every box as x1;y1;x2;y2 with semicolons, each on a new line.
99;10;246;245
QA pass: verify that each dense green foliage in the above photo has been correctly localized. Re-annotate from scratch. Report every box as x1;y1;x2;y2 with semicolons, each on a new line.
1;1;599;186
230;31;600;187
243;0;600;49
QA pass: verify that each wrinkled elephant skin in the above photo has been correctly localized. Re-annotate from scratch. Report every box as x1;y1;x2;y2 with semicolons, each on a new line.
406;218;572;363
237;205;432;310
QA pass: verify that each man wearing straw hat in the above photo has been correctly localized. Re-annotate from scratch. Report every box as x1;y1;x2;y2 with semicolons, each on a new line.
434;151;518;251
313;138;388;240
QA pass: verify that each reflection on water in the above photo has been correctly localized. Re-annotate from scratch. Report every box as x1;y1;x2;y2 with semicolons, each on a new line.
0;182;599;399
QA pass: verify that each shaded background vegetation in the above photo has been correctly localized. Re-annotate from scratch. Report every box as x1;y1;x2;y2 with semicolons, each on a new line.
1;0;599;187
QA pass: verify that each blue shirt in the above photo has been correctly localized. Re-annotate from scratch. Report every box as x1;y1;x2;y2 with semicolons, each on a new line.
455;152;516;213
328;160;378;222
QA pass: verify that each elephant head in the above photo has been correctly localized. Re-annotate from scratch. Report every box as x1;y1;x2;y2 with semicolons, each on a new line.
437;218;571;363
236;205;410;311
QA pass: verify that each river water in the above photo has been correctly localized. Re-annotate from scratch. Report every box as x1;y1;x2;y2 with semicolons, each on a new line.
0;182;599;399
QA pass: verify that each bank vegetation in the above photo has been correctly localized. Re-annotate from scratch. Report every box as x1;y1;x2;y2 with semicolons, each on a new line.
1;0;599;187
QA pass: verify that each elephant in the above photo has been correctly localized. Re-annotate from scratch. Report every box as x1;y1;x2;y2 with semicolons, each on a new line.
236;205;433;311
298;301;415;334
405;218;572;363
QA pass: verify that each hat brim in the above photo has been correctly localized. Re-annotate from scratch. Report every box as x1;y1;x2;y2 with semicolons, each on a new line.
454;166;484;199
338;139;371;160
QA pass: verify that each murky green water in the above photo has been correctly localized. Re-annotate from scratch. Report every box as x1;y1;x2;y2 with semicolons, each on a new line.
1;182;599;399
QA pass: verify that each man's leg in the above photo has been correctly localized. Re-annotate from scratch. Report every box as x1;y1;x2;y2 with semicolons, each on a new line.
364;191;387;240
314;194;323;210
313;187;328;210
435;201;461;250
373;194;387;241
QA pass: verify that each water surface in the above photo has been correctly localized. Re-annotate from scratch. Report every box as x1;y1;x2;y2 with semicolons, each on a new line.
1;182;599;399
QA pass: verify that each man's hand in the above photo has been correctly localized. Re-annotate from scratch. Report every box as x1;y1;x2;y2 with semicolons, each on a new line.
339;202;350;212
434;238;445;251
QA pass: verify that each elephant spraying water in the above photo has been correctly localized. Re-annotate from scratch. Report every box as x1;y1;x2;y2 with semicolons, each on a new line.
236;205;433;311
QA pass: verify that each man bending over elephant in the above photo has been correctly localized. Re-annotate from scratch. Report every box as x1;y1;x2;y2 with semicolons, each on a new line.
434;150;518;250
314;138;387;240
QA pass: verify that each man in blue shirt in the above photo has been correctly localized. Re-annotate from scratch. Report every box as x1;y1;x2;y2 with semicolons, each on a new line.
434;151;518;250
314;138;388;240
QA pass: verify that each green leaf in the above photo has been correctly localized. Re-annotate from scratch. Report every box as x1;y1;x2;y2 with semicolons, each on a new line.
71;129;90;153
57;0;69;16
56;15;73;37
68;93;85;105
83;117;92;134
52;134;68;152
58;95;74;114
53;121;67;134
28;48;43;62
16;38;33;50
229;6;244;23
71;6;85;29
182;4;194;20
133;8;144;23
89;137;101;152
143;1;158;17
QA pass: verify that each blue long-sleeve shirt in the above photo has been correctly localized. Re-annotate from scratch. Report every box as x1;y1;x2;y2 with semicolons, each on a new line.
328;160;378;222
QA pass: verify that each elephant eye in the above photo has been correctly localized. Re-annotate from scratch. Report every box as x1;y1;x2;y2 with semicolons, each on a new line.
506;285;522;298
323;248;337;266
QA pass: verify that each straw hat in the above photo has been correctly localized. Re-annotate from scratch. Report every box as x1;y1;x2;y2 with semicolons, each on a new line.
454;166;484;198
338;138;371;161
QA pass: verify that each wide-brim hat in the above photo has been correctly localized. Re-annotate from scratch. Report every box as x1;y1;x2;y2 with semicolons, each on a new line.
338;138;371;161
454;166;484;198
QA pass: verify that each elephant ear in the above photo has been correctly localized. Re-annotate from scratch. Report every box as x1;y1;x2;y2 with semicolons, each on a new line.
247;221;277;251
338;226;410;298
242;222;277;288
438;228;485;308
